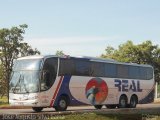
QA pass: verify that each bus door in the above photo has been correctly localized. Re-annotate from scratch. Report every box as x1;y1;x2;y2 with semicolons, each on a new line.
39;57;58;106
39;70;51;106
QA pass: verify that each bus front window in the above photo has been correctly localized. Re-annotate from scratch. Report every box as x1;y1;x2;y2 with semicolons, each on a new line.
9;57;58;93
9;59;42;94
9;71;40;93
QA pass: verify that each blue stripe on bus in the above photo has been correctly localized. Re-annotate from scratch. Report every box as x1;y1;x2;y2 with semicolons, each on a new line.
139;88;155;104
53;75;87;106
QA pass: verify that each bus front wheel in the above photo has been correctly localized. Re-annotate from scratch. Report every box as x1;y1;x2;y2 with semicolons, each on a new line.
55;96;68;111
32;107;43;112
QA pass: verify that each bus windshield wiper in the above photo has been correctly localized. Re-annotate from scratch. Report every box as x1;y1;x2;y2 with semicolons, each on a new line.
13;75;22;93
24;83;29;93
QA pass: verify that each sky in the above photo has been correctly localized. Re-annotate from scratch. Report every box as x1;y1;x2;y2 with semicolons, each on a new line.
0;0;160;56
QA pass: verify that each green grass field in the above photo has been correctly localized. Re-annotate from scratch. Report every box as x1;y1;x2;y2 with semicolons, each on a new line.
50;113;160;120
0;96;8;106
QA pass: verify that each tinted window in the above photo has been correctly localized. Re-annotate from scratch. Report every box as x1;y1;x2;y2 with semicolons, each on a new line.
58;58;153;80
117;65;128;78
75;60;90;76
146;67;153;80
41;57;58;91
105;63;117;77
129;66;153;80
129;66;139;79
139;67;153;80
59;58;75;75
90;62;105;77
139;67;147;80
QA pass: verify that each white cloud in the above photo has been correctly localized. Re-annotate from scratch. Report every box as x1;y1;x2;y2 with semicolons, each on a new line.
24;36;125;56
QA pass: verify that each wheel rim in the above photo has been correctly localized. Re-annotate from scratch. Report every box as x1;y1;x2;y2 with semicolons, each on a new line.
131;97;136;107
59;99;66;108
120;99;126;107
119;96;127;108
131;99;135;106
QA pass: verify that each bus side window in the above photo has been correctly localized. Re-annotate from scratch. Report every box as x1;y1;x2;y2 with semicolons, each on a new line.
59;59;75;75
41;58;58;91
44;71;50;87
117;64;128;79
90;62;105;77
129;66;139;79
105;63;117;78
139;67;149;80
75;60;90;76
129;66;153;80
146;67;153;80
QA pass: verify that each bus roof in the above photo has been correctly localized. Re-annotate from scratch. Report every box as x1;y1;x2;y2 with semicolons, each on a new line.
17;55;152;68
17;55;59;60
78;56;152;68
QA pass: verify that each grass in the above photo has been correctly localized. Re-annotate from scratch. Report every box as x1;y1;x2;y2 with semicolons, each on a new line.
158;84;160;93
49;113;160;120
157;84;160;98
0;96;8;106
69;114;139;120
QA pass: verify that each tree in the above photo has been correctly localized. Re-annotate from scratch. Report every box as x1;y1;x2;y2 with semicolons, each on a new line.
101;40;160;82
0;64;6;98
55;50;65;56
0;24;40;98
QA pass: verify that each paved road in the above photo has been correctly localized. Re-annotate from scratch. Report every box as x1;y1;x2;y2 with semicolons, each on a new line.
0;104;160;115
0;104;160;120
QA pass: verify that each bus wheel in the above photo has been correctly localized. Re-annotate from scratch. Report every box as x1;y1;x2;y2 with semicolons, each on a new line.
130;95;138;108
118;95;127;108
106;105;117;109
55;96;68;111
94;105;103;109
32;107;43;112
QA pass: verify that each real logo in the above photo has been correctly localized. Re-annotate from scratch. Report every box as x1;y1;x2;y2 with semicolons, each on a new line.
114;79;142;92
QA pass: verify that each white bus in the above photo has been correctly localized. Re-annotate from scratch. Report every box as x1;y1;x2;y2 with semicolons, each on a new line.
9;55;155;112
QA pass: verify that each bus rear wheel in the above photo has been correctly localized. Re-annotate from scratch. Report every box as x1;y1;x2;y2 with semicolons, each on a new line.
130;95;138;108
55;96;68;111
32;107;43;112
118;95;127;108
94;105;103;109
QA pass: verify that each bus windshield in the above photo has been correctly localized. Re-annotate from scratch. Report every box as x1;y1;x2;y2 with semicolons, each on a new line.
13;59;42;71
9;59;42;93
9;71;40;93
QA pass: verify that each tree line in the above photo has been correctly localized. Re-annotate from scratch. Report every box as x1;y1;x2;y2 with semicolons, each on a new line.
101;40;160;82
0;24;40;98
0;24;160;98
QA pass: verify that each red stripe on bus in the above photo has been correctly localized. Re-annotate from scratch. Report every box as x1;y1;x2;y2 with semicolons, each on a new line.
50;76;64;107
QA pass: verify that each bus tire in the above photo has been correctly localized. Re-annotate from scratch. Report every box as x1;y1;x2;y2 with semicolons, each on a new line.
118;95;127;108
32;107;43;112
94;105;103;109
55;96;68;111
106;105;117;109
130;95;138;108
